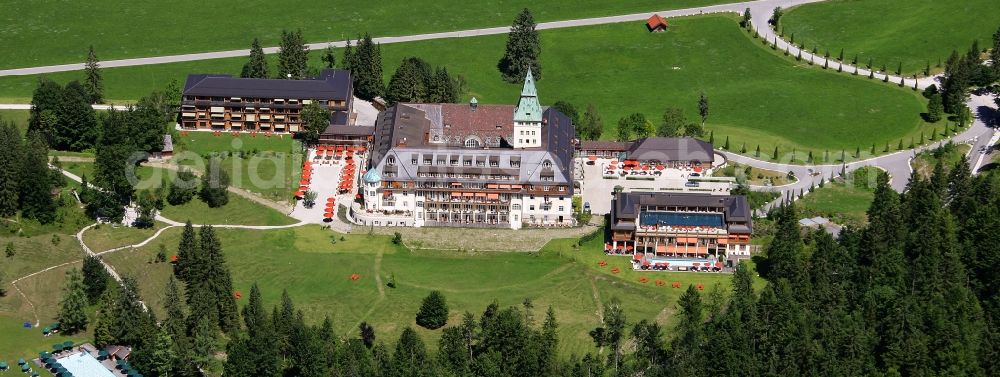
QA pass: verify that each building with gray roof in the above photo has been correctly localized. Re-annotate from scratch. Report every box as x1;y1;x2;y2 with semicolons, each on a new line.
359;71;576;229
180;69;356;135
609;191;753;260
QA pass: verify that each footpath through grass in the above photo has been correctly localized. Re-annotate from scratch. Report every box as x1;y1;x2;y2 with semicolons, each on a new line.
0;201;92;365
779;0;1000;76
1;0;742;70
0;15;934;156
60;162;296;226
104;225;741;356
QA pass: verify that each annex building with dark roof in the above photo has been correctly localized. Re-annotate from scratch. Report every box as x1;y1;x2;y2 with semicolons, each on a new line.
579;137;715;168
180;69;365;137
609;191;753;261
358;70;577;229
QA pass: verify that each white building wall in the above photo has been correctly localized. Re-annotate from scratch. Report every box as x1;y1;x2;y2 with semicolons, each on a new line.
512;121;542;148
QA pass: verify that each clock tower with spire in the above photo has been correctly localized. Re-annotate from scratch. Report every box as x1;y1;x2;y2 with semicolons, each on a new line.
512;69;543;149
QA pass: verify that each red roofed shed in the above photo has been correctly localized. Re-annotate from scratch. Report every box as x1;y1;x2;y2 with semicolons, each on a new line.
646;14;668;32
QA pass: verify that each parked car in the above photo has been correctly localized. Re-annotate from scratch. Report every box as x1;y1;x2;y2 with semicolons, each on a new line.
685;181;700;188
689;173;701;177
583;202;591;212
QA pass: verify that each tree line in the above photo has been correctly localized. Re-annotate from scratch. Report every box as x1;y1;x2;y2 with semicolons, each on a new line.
614;94;709;142
0;118;67;224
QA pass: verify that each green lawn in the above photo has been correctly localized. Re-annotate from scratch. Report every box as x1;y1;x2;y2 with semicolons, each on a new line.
81;222;167;253
779;0;1000;76
59;162;297;225
0;15;934;156
0;0;744;70
104;225;743;356
0;202;92;365
911;142;971;179
159;194;296;226
797;167;880;226
173;132;303;202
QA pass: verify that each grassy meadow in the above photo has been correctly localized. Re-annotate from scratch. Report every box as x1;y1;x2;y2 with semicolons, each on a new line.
797;167;881;226
0;0;741;70
0;15;934;157
779;0;1000;76
103;225;742;356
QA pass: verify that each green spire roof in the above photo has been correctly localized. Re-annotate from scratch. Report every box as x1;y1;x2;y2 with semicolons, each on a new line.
514;69;542;123
520;69;537;97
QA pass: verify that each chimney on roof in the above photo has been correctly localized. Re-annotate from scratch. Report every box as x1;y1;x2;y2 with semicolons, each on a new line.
470;97;478;112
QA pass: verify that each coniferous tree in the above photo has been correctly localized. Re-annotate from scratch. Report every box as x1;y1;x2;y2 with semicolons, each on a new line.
19;133;57;223
167;169;198;205
580;104;603;141
199;158;229;208
393;327;435;376
416;290;449;330
669;285;706;376
81;255;110;304
57;268;90;333
84;45;104;104
0;121;22;216
499;8;541;83
429;67;459;103
241;38;270;79
277;29;309;79
385;57;432;105
551;101;580;128
698;92;709;125
321;44;337;69
92;286;117;348
349;34;384;100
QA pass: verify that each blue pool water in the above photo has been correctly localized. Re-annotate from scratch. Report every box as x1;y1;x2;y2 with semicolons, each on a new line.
640;212;724;228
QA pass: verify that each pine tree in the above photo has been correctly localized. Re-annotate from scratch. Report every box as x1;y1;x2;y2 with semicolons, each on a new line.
0;121;22;216
58;268;90;333
199;226;239;332
499;8;542;83
579;104;603;141
84;45;104;104
241;38;269;79
773;146;779;160
352;34;384;100
321;44;337;69
723;136;730;150
429;67;458;103
19;133;57;223
277;30;308;79
393;327;435;377
82;255;110;304
385;57;432;105
93;287;117;348
175;221;198;281
669;285;706;376
698;92;709;125
927;93;944;122
755;145;760;157
199;158;229;208
416;290;449;329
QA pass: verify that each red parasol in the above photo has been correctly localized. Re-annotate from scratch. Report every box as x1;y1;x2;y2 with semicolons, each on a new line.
299;180;310;186
656;165;665;170
693;166;703;173
715;262;724;268
294;190;305;197
588;155;597;161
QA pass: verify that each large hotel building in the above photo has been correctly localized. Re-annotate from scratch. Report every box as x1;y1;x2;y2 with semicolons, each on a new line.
357;70;576;229
180;69;354;134
610;191;754;260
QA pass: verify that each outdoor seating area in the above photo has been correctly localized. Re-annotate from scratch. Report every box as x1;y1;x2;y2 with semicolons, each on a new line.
323;197;336;221
601;159;705;178
293;160;313;199
314;145;366;165
338;163;356;194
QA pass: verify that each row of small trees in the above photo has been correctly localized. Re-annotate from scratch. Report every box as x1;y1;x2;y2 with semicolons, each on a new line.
614;94;709;142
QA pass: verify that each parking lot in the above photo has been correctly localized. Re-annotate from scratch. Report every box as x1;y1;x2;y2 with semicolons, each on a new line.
576;157;734;215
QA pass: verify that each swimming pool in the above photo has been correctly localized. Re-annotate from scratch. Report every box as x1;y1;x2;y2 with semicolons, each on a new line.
59;352;117;377
640;212;724;228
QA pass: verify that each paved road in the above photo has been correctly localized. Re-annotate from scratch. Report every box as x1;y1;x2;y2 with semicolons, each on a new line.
0;0;825;77
725;92;996;214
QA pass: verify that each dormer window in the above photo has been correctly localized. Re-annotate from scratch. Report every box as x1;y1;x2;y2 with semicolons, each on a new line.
387;156;396;165
542;160;552;168
464;138;480;148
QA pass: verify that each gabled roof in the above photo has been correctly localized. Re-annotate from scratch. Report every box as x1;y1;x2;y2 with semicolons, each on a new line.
646;15;668;30
182;69;352;100
627;137;714;163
